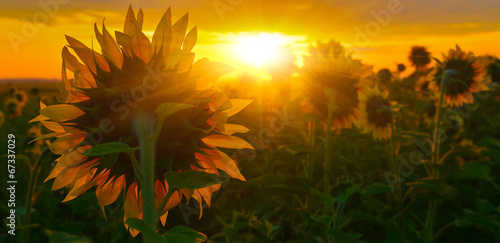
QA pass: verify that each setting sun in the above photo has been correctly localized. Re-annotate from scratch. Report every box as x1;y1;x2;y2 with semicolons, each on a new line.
232;32;293;68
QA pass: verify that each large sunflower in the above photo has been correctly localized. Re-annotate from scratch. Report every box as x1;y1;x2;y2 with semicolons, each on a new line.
357;85;396;140
429;45;489;107
30;6;253;236
301;40;373;130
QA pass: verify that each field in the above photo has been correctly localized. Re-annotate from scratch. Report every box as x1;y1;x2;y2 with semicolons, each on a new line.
1;5;500;243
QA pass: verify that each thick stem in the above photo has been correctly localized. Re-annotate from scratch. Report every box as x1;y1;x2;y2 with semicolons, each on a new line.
426;70;453;242
23;147;50;243
135;115;157;234
324;96;334;215
390;118;403;230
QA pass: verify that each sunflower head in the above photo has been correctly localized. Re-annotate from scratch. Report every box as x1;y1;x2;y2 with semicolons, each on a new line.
397;63;406;72
377;68;393;88
409;46;431;70
4;97;22;118
357;85;396;140
301;40;373;129
429;45;490;107
30;6;252;236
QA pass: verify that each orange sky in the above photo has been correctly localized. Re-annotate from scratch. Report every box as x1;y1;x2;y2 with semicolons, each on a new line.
1;0;500;79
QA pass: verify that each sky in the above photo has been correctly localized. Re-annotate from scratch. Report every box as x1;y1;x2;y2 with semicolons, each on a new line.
1;0;500;79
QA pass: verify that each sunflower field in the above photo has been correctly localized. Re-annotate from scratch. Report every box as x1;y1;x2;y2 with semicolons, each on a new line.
1;5;500;243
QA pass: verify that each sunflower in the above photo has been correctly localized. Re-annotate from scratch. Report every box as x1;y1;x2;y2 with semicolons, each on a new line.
12;88;29;108
409;46;431;72
301;40;373;130
429;45;490;107
30;6;253;236
358;85;396;140
4;97;22;118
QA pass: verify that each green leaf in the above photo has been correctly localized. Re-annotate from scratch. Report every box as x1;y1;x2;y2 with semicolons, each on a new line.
164;170;229;190
344;184;361;200
44;229;93;243
328;228;362;241
478;137;500;148
476;199;496;214
163;225;207;243
456;210;500;239
125;218;166;243
153;103;196;141
456;163;491;179
311;215;334;226
363;182;391;196
310;188;337;206
406;178;456;198
81;142;137;156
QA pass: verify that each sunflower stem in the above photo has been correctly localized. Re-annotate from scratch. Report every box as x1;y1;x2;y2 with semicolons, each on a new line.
23;147;50;243
324;92;334;215
425;70;455;242
135;115;158;237
390;117;403;230
127;151;144;183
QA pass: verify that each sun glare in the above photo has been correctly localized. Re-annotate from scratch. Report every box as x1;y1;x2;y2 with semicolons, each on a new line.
232;33;294;68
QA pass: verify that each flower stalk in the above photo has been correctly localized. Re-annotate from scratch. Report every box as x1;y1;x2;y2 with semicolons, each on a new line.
324;90;335;215
425;69;456;242
135;114;158;233
23;147;50;243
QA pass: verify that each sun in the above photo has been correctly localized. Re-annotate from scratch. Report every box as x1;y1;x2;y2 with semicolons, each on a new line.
233;32;290;68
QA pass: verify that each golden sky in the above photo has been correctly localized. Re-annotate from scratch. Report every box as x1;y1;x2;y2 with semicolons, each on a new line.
1;0;500;79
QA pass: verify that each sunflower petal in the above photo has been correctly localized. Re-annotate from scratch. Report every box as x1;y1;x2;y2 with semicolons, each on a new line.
40;104;84;122
101;23;124;68
182;26;197;53
202;134;254;150
225;99;253;117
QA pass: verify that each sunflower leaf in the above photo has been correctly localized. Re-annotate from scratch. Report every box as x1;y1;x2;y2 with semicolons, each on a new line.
163;225;207;243
81;142;138;156
152;103;196;141
125;218;166;243
164;170;229;190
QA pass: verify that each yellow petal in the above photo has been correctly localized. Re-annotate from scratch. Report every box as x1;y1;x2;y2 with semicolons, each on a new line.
40;104;84;122
202;134;254;150
204;149;245;181
170;13;189;52
123;5;136;35
177;52;194;73
49;134;85;154
29;114;49;123
160;212;169;226
101;23;124;69
66;35;110;73
225;99;253;117
182;26;197;52
97;175;125;206
57;145;91;167
40;120;64;132
51;165;81;190
115;31;134;58
45;166;64;183
223;124;250;135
